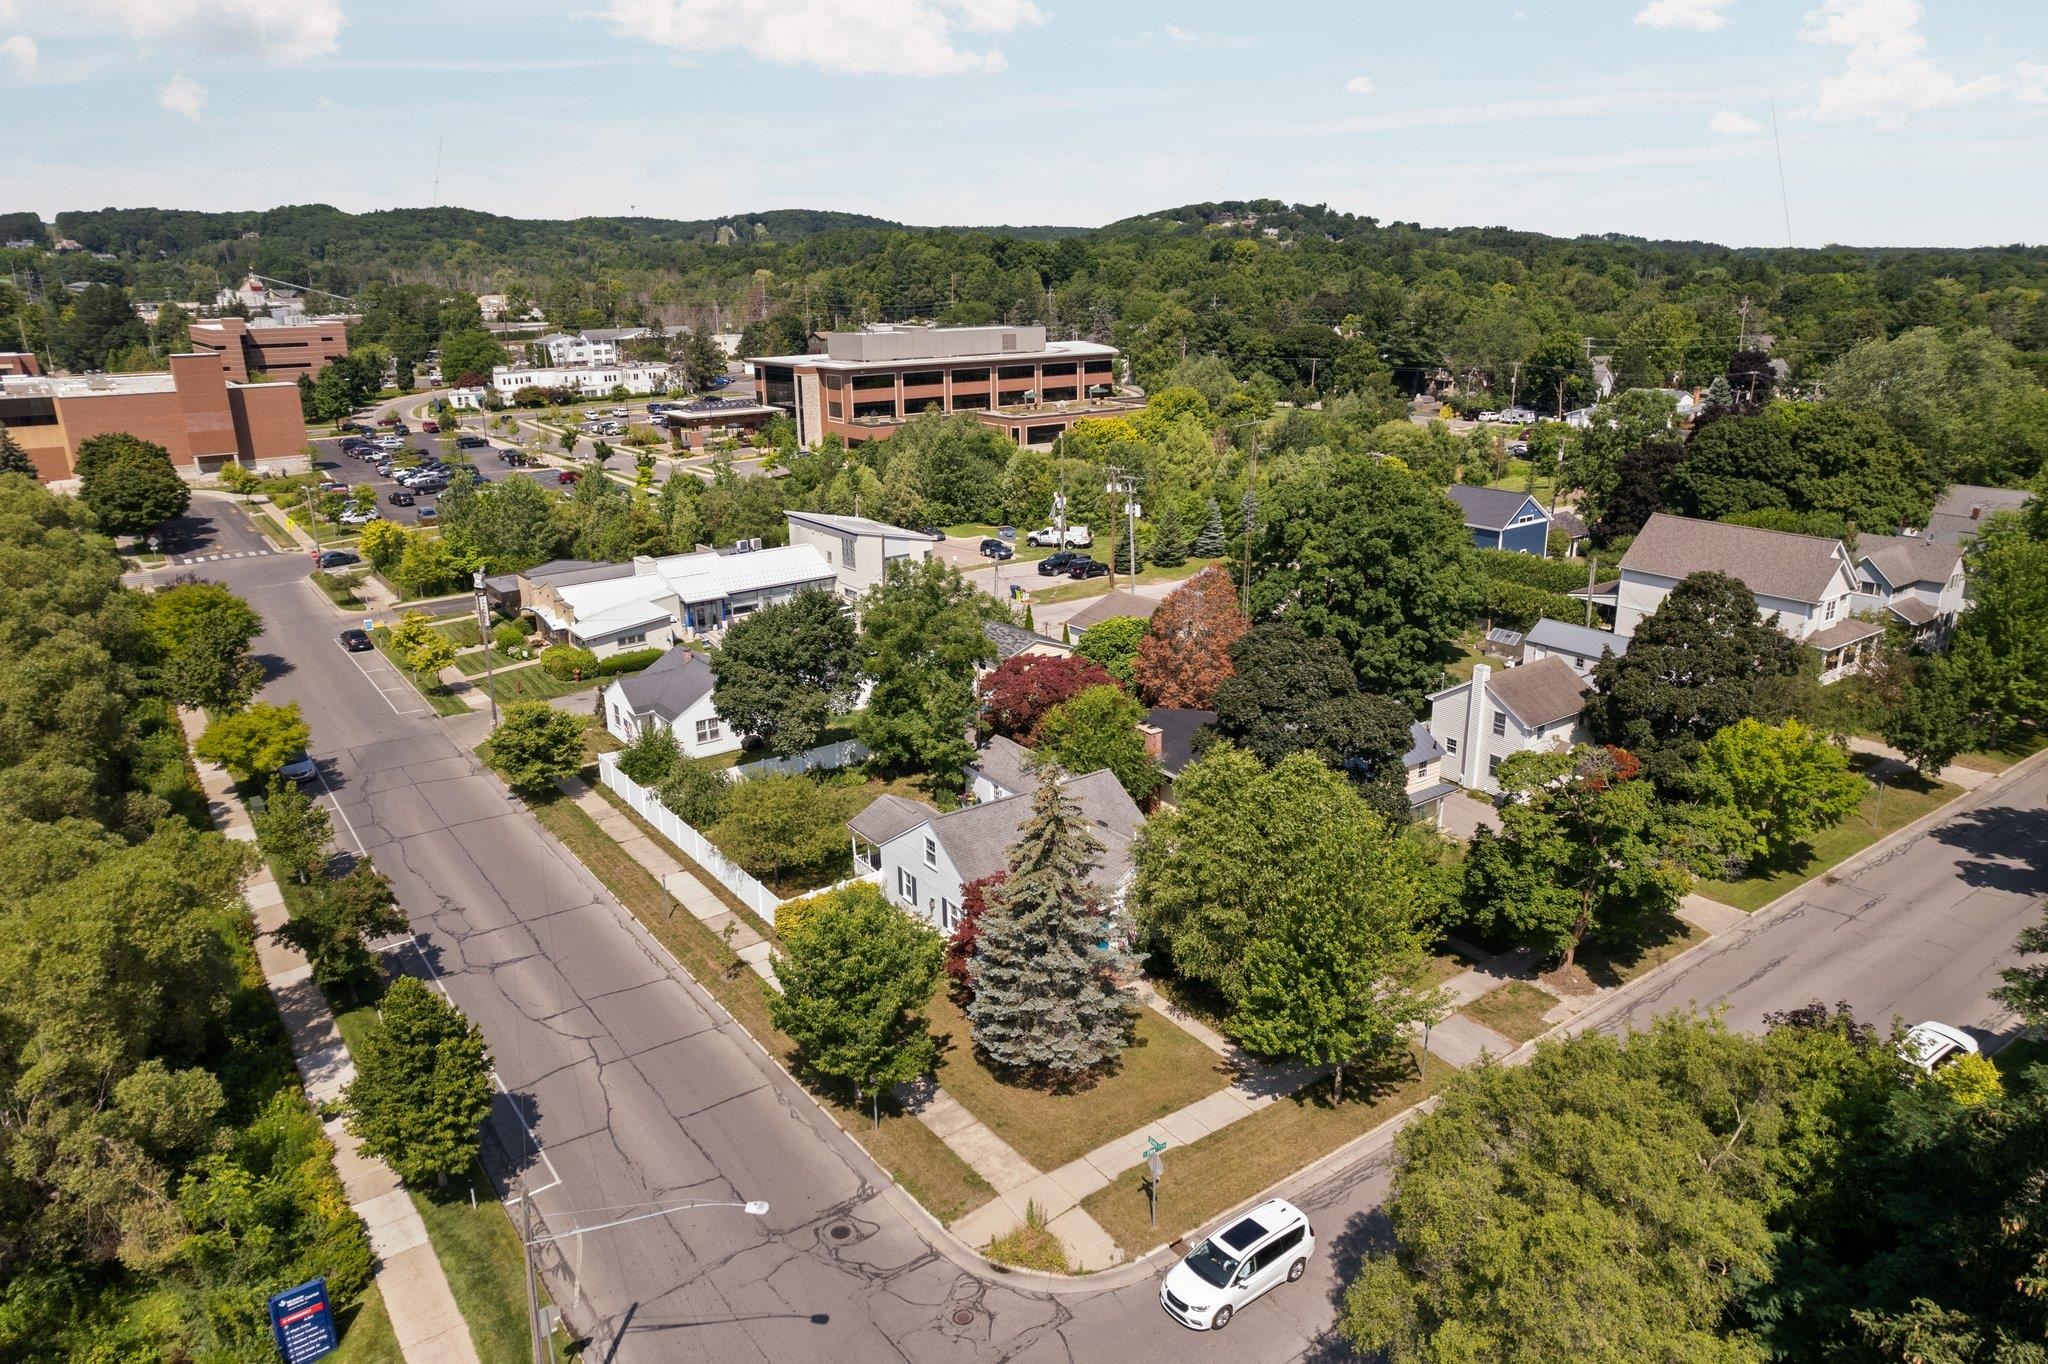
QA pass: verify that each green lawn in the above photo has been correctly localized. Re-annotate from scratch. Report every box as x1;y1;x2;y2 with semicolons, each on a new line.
1080;1052;1447;1257
1025;557;1221;606
1486;461;1559;506
473;664;598;706
1444;638;1491;684
1460;981;1557;1044
524;788;996;1226
311;571;368;609
1993;1036;2048;1079
928;993;1229;1171
1697;760;1962;913
243;510;297;549
1949;727;2047;775
327;1285;404;1363
369;630;473;716
1577;912;1711;989
411;1175;569;1363
454;649;538;678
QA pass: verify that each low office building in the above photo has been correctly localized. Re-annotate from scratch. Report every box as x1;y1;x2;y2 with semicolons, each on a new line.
1520;617;1628;678
1427;657;1592;795
525;542;836;657
187;315;352;382
658;396;779;447
0;352;42;376
491;362;673;399
1445;484;1552;556
749;323;1142;450
784;509;933;602
532;329;651;367
848;768;1143;934
0;352;306;483
599;647;740;760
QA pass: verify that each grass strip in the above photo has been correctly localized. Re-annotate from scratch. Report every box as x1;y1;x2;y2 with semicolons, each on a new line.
1459;980;1557;1044
590;782;777;943
368;632;472;716
1079;1052;1447;1258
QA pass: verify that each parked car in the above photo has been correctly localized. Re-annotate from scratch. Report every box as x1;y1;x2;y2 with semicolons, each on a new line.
415;505;439;522
339;508;379;526
1160;1198;1315;1331
996;525;1017;540
1038;551;1081;576
338;628;373;653
557;470;581;485
316;550;359;570
386;490;415;506
978;538;1014;560
610;407;630;418
377;417;398;427
1066;558;1109;580
1026;524;1092;548
421;419;440;433
317;479;347;494
705;374;732;389
1507;440;1530;457
1901;1021;1980;1074
276;752;319;784
456;434;487;449
391;422;410;435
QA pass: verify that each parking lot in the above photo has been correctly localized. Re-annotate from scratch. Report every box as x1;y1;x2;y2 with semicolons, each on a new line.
310;420;550;528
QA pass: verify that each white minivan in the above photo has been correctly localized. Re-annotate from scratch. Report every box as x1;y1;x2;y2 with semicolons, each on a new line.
1159;1197;1315;1331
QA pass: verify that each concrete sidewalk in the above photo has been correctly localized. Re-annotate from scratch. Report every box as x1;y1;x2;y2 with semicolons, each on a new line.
183;711;482;1364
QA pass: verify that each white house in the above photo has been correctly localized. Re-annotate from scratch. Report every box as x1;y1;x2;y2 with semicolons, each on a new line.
1612;513;1881;682
847;769;1144;934
782;510;934;603
531;328;652;367
600;648;742;759
965;733;1038;804
445;386;489;410
1402;722;1457;827
525;542;836;657
1427;657;1592;795
491;362;673;398
1521;617;1629;678
1852;534;1966;646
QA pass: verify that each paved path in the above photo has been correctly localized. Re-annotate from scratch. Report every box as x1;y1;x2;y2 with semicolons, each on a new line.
180;711;482;1364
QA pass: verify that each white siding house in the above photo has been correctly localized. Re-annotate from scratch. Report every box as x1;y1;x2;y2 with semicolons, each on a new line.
1852;534;1967;647
599;648;743;760
783;510;934;603
1427;658;1592;795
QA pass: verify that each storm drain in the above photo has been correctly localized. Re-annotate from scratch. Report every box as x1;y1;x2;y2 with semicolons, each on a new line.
952;1310;976;1326
828;1223;853;1241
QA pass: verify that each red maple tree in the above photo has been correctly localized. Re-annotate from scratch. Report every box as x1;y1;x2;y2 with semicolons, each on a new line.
1132;566;1247;708
944;872;1006;1005
976;653;1114;742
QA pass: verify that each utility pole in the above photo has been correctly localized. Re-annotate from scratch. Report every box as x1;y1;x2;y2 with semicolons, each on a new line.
1240;431;1260;617
1584;553;1598;628
520;1181;546;1364
474;570;500;727
1104;465;1138;591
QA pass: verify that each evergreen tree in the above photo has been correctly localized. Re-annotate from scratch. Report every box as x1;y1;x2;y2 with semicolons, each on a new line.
343;977;493;1185
1150;503;1188;567
0;425;33;476
1193;497;1227;557
968;766;1133;1081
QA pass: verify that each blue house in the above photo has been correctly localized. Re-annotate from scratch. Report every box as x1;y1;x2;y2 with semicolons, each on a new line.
1445;485;1551;556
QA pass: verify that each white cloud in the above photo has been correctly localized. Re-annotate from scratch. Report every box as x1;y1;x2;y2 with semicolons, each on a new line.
1801;0;2002;123
20;1;342;63
1634;0;1735;32
601;0;1045;77
0;33;35;75
1166;24;1194;42
1708;108;1762;133
1345;74;1375;95
157;71;206;119
2013;60;2048;103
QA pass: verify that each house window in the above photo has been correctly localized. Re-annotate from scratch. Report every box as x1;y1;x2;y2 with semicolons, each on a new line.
1445;737;1458;754
615;630;645;646
694;717;722;744
1488;755;1502;777
1824;598;1838;620
897;867;918;905
939;898;957;931
1492;710;1508;736
923;836;937;869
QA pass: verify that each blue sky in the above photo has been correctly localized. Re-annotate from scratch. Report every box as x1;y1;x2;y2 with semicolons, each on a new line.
4;0;2045;247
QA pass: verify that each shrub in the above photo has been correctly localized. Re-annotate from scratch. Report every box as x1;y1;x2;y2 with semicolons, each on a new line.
1475;548;1592;594
617;723;680;786
596;647;663;677
658;757;730;828
216;463;263;495
492;621;528;653
711;773;850;883
540;644;599;681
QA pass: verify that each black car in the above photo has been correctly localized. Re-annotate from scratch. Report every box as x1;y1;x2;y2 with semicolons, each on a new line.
387;490;415;506
338;628;373;653
456;434;487;449
1038;551;1080;576
1066;558;1109;580
317;550;360;570
979;538;1014;560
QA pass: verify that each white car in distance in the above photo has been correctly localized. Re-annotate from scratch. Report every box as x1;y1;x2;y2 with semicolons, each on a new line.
1025;524;1092;548
1901;1020;1980;1073
1159;1197;1314;1331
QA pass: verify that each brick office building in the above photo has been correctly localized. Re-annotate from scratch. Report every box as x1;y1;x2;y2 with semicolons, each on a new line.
0;352;308;484
747;324;1143;449
187;315;352;382
0;352;42;377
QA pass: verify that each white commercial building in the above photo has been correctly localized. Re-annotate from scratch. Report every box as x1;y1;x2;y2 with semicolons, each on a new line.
491;362;673;398
525;542;836;657
531;328;652;367
783;510;934;603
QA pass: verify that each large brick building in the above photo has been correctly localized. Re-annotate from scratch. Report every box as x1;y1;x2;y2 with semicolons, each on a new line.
187;315;352;382
0;352;307;483
747;324;1142;449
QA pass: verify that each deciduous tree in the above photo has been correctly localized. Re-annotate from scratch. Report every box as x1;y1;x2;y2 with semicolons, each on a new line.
76;432;190;536
253;774;332;885
1035;684;1163;802
1132;566;1245;708
143;579;263;709
709;772;851;883
482;700;585;792
768;881;944;1128
1697;717;1866;865
195;702;310;780
343;977;493;1186
854;558;994;784
711;588;858;757
385;611;456;678
271;861;407;998
976;653;1114;742
1074;615;1147;688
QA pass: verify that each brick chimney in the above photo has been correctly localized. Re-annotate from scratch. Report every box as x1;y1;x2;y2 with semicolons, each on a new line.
1138;723;1163;760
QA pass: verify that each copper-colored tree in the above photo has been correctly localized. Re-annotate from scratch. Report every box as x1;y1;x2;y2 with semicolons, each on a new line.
976;653;1114;742
1132;567;1247;708
944;872;1006;1005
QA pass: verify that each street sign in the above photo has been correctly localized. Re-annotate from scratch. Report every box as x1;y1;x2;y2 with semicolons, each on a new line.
267;1277;338;1363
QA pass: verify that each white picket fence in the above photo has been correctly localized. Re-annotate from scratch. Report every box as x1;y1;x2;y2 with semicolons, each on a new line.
597;752;787;923
727;737;869;783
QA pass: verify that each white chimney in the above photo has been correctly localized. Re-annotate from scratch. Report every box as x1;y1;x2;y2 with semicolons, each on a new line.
1463;664;1492;789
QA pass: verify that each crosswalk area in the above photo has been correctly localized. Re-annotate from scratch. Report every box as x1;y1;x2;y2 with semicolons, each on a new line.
172;548;282;565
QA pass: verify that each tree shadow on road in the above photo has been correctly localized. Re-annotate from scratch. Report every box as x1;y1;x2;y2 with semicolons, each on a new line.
1928;804;2048;899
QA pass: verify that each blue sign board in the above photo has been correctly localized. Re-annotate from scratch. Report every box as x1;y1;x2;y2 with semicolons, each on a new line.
268;1277;338;1363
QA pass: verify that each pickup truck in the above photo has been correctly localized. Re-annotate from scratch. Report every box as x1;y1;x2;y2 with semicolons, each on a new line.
1026;524;1092;548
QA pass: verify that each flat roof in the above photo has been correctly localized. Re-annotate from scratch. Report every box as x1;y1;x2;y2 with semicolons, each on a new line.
748;339;1117;371
3;371;177;397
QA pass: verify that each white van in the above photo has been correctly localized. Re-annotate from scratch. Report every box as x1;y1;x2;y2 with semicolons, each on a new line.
1159;1197;1315;1331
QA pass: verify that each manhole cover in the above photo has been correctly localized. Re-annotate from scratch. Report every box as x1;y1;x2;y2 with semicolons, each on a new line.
828;1224;853;1241
952;1310;975;1326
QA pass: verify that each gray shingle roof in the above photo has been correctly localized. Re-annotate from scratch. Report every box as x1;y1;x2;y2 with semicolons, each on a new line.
1619;514;1850;605
1402;721;1443;767
982;619;1070;661
1062;589;1159;637
967;734;1039;796
611;647;715;722
847;793;939;846
1551;508;1590;540
1857;534;1962;590
1145;707;1215;777
930;769;1143;892
1445;484;1547;531
1887;597;1938;627
1524;617;1629;662
1486;656;1592;729
1809;617;1886;650
1925;485;2033;544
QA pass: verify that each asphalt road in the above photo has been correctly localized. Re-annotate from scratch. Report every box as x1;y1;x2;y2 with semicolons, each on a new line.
160;504;2048;1363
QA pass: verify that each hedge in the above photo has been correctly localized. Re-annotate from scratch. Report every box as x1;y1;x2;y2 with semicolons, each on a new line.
1475;576;1586;631
596;647;663;677
1474;548;1592;594
539;644;599;680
